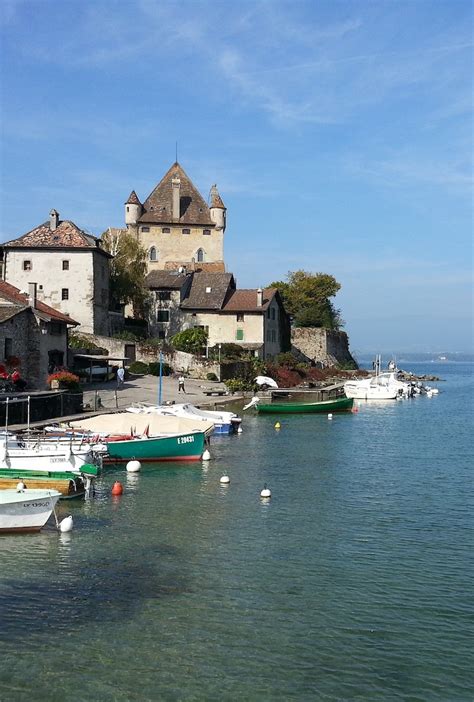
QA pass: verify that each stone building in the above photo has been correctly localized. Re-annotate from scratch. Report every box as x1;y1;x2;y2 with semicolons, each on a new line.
0;210;112;335
146;270;290;358
125;162;226;273
0;280;78;389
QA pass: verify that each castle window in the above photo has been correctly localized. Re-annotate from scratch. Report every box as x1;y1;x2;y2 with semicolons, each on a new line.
23;260;32;271
157;310;169;323
162;227;170;233
62;260;69;270
126;206;129;212
61;288;69;300
237;313;244;322
196;248;205;262
203;229;211;235
149;247;157;261
182;228;190;235
141;226;150;233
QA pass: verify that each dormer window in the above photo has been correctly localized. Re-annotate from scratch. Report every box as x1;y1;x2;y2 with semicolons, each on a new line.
205;286;212;293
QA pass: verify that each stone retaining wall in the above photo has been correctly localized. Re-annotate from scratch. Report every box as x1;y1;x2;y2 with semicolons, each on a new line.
291;328;357;367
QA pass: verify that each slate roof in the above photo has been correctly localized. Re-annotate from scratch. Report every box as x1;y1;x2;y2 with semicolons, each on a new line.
3;219;112;257
138;162;215;226
145;271;190;290
0;281;79;325
181;272;235;310
222;288;277;313
0;305;24;323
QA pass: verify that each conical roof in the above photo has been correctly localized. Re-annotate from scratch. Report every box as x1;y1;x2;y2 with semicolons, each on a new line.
209;184;226;209
138;163;214;226
125;190;141;205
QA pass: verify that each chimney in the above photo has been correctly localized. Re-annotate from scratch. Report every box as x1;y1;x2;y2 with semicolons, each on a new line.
49;209;59;231
28;282;37;308
257;288;263;307
172;173;181;220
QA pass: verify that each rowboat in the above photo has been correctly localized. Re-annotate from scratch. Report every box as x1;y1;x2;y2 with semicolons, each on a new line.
0;488;61;533
246;396;354;414
105;431;207;462
0;468;96;498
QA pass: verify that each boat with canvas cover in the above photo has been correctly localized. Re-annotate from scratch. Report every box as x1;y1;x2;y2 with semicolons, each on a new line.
0;433;101;475
68;413;213;462
244;396;354;414
0;488;61;533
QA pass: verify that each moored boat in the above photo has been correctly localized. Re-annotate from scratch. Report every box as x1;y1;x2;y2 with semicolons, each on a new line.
0;488;61;533
105;431;207;462
0;468;94;498
246;396;354;414
126;403;242;435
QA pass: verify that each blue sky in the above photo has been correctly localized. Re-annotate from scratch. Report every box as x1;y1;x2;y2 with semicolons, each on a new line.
0;0;472;353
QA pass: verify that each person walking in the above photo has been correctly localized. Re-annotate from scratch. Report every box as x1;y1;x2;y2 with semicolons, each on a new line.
178;374;186;393
117;366;125;389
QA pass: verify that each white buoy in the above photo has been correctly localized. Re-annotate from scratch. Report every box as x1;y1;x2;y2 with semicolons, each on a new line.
126;459;141;473
202;449;211;461
260;484;271;499
274;421;281;430
328;413;333;420
59;515;74;533
237;426;243;434
16;481;26;492
220;475;230;484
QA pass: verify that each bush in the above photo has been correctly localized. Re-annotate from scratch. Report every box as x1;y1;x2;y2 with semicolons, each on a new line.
128;361;149;375
113;331;139;341
208;343;245;361
148;361;172;376
47;370;81;390
206;372;218;382
69;333;106;353
224;377;254;393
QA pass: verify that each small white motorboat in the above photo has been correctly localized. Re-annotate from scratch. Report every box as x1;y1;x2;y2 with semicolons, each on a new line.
0;488;61;533
126;403;242;435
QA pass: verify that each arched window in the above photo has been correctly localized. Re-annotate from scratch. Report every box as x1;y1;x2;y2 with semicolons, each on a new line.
196;248;205;262
149;247;157;261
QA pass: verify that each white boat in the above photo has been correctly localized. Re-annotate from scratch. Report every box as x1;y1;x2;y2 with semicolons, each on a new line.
68;412;215;439
344;358;409;400
0;434;100;475
126;403;242;435
0;488;61;533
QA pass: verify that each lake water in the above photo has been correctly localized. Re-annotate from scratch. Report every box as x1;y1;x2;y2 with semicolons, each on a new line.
0;362;472;701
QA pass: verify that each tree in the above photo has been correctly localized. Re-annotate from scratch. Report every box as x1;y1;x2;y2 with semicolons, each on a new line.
269;270;343;329
170;328;208;355
101;228;149;318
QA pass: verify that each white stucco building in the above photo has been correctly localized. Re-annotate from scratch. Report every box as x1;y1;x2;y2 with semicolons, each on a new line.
0;210;112;335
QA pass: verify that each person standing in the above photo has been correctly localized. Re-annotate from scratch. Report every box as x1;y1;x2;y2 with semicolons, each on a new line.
117;366;125;389
178;374;186;393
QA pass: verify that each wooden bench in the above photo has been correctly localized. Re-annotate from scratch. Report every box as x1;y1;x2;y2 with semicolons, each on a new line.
202;388;227;396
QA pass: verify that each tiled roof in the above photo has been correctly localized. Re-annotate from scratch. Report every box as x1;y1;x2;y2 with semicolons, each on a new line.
222;288;277;312
210;185;226;209
125;190;141;205
3;219;112;256
0;305;24;323
163;261;225;273
145;271;190;290
181;272;235;310
0;281;79;325
138;162;215;226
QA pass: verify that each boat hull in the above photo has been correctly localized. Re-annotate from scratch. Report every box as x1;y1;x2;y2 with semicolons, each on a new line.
105;431;207;462
256;397;354;414
0;470;87;498
0;489;61;533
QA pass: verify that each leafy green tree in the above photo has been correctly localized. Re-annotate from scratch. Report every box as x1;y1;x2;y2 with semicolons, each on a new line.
101;228;149;318
269;270;343;329
170;328;208;355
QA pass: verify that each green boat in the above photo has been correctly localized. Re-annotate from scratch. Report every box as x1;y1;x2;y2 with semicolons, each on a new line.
105;431;207;462
254;396;354;414
0;466;98;498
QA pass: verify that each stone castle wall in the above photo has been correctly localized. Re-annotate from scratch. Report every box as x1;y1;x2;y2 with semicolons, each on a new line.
291;328;356;367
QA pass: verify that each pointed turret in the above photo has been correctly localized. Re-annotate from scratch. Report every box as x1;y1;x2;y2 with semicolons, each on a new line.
125;191;142;226
209;185;226;231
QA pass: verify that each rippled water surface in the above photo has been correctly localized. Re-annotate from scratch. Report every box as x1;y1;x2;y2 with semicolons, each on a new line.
0;363;472;701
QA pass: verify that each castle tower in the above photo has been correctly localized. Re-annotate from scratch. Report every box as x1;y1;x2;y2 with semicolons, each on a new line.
125;191;142;226
209;185;226;232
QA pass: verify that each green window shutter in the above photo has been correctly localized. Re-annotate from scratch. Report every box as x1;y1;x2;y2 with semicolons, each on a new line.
236;329;244;341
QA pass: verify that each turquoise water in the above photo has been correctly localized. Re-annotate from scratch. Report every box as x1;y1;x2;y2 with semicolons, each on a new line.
0;363;472;701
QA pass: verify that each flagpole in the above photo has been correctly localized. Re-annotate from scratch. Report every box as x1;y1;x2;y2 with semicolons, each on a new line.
158;351;163;406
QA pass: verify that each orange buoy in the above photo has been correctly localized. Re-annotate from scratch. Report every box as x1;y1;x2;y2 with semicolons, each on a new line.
351;407;359;413
111;481;123;496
